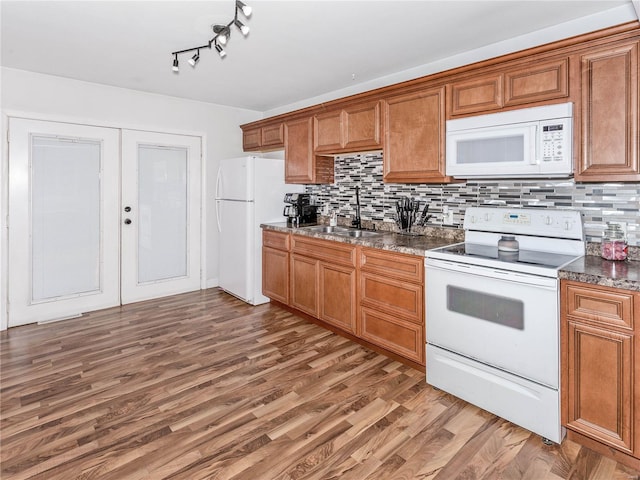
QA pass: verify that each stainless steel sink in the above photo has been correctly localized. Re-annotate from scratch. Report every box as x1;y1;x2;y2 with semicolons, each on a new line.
301;225;382;238
302;225;351;234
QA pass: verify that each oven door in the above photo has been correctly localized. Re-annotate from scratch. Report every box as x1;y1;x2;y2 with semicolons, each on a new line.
425;258;559;388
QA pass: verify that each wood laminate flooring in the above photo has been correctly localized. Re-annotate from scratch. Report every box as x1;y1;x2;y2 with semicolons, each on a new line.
1;288;639;480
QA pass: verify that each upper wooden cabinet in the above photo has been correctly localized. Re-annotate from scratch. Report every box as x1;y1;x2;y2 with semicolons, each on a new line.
382;85;452;183
314;100;382;154
241;23;640;183
284;117;334;184
448;58;569;116
449;73;503;116
575;39;640;182
242;122;284;151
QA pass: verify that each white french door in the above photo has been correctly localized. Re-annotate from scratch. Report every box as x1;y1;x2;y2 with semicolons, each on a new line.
120;130;201;304
8;119;121;326
7;119;202;327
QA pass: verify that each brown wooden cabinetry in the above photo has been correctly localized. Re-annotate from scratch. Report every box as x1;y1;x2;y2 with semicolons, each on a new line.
382;85;451;183
561;280;640;468
449;58;569;116
575;39;640;181
262;230;291;304
243;122;285;151
284;117;334;184
314;100;382;154
291;235;357;333
359;248;425;364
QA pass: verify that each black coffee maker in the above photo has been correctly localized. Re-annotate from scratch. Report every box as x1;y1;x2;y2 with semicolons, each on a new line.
283;193;317;227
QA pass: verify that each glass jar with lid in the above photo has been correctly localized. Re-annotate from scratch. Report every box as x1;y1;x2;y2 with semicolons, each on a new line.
601;222;628;261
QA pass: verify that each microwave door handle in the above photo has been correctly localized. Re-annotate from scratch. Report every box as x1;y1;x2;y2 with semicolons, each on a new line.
530;125;539;165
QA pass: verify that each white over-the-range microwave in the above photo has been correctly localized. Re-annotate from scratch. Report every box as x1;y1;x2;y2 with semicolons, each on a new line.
445;102;573;179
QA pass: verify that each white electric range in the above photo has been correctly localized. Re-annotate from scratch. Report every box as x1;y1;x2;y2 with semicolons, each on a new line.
425;206;585;444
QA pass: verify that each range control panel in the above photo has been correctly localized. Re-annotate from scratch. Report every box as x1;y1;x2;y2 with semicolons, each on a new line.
464;207;584;241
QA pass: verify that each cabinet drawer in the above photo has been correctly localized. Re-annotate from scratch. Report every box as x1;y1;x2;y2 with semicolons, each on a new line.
263;230;290;251
292;235;356;267
360;272;424;324
360;248;424;284
563;281;635;330
360;307;424;364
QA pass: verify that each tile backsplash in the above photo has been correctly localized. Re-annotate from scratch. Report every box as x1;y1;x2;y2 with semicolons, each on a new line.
304;152;640;246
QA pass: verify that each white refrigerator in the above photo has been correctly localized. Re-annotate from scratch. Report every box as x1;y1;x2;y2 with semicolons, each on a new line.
215;156;302;305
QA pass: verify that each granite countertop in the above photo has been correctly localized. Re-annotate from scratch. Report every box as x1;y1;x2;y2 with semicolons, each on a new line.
261;222;459;256
262;223;640;292
559;256;640;292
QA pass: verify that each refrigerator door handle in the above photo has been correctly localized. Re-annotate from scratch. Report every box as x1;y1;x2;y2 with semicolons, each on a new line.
215;167;222;200
215;200;222;232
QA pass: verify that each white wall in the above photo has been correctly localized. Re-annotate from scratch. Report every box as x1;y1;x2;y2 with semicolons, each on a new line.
1;67;261;328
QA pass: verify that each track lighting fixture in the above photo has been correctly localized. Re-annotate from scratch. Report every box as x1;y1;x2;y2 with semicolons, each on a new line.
188;50;200;67
170;0;252;72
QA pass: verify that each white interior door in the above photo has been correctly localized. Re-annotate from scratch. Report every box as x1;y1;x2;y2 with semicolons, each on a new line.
120;130;201;304
8;118;120;326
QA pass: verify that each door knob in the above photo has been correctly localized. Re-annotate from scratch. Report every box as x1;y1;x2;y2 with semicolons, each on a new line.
124;206;131;212
124;219;132;225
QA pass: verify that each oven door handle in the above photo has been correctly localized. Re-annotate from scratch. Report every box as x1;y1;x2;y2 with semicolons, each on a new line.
425;258;558;289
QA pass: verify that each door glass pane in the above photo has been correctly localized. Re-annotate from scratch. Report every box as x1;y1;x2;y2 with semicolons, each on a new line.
447;285;524;329
138;145;188;283
31;136;101;301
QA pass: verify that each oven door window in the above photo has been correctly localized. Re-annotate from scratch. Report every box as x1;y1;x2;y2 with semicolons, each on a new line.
447;285;524;330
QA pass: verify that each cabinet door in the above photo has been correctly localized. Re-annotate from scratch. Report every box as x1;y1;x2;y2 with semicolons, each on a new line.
320;263;357;334
343;100;382;151
383;86;449;183
565;320;633;453
290;254;319;317
261;123;285;148
243;127;262;151
314;110;343;153
449;74;503;116
285;117;315;183
262;246;289;304
576;39;639;181
504;58;569;107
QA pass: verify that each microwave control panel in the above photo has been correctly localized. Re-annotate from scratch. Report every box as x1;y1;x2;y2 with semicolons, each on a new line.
540;120;569;162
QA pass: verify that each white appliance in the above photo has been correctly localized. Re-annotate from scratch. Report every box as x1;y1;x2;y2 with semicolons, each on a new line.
446;102;573;179
215;156;302;305
425;206;585;444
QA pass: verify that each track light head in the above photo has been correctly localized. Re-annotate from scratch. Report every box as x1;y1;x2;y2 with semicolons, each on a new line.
234;19;250;36
215;42;227;58
188;50;200;67
236;0;252;17
172;56;179;72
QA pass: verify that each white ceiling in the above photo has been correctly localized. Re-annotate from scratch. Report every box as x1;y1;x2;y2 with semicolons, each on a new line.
2;1;638;113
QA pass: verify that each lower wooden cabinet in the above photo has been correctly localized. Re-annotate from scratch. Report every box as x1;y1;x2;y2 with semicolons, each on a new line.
561;280;640;466
291;236;357;334
359;247;425;365
262;230;291;304
290;254;319;317
261;231;426;366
